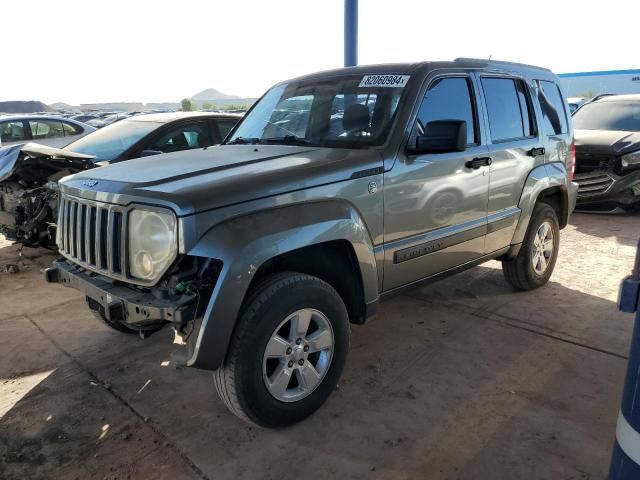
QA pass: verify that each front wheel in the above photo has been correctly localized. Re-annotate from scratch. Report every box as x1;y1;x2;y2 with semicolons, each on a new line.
502;203;560;290
213;272;350;427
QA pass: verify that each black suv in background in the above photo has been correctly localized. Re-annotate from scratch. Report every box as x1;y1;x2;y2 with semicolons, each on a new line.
572;94;640;211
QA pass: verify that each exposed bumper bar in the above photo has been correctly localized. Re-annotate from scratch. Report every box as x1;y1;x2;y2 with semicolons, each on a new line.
45;259;197;327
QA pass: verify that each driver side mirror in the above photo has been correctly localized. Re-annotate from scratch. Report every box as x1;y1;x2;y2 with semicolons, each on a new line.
409;120;467;155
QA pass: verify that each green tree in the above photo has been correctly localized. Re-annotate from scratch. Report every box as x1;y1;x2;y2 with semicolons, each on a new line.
181;98;196;111
202;101;214;110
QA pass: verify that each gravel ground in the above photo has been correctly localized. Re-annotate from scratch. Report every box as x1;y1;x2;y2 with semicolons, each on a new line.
0;211;638;480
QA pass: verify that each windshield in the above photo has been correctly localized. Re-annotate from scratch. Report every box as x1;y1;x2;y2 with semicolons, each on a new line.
573;101;640;132
227;74;408;148
64;119;161;160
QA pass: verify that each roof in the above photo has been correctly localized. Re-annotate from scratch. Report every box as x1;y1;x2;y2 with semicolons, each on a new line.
128;111;243;123
558;69;640;78
288;58;554;83
0;114;85;122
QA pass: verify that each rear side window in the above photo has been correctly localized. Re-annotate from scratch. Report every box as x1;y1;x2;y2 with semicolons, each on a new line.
481;77;535;141
62;121;82;136
30;119;65;139
537;80;568;135
412;77;477;145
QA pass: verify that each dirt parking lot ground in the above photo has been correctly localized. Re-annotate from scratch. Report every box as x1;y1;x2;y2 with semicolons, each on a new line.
0;212;638;480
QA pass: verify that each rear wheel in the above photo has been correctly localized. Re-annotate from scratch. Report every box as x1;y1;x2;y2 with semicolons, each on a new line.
213;272;350;427
502;203;560;290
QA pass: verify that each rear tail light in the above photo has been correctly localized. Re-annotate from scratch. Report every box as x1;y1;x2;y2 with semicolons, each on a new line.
569;141;576;181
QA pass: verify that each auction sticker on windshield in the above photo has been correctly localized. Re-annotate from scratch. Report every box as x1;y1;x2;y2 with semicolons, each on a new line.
359;75;410;88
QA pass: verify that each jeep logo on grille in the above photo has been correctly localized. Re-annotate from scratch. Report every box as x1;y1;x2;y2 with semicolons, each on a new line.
82;180;99;188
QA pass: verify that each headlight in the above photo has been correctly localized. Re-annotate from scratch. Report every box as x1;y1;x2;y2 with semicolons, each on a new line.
128;209;176;280
621;150;640;168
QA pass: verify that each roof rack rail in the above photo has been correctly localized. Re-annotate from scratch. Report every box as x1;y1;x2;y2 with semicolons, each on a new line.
454;58;551;72
589;93;616;102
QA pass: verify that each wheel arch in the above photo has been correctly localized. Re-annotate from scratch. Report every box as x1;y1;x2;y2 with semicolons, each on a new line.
182;200;379;370
512;162;571;246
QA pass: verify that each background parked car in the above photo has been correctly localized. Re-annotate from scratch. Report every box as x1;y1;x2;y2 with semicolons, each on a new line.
71;114;100;123
0;111;242;247
568;96;588;114
0;115;96;148
86;112;132;128
572;94;640;211
63;111;242;162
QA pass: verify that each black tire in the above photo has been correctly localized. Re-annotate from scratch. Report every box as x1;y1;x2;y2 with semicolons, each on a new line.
213;272;350;428
502;203;560;291
88;299;165;335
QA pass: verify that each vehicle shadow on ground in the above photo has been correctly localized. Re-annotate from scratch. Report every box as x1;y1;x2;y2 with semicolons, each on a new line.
0;267;629;480
570;211;640;247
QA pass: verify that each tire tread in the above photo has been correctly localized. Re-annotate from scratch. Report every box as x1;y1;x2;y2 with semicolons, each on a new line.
213;272;341;427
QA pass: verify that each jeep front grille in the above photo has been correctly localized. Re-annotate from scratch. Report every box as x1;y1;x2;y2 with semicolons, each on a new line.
574;172;615;197
58;194;126;278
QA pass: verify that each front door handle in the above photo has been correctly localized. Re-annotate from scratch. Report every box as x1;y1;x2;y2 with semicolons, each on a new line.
465;157;492;169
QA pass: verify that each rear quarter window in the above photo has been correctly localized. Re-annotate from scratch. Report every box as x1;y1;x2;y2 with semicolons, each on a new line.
62;121;83;136
536;80;568;136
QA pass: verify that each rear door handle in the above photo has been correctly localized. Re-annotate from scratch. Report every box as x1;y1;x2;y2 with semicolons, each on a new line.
465;157;492;169
528;147;546;157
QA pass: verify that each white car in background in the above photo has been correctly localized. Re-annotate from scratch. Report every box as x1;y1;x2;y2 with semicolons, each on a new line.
0;115;96;148
567;97;588;114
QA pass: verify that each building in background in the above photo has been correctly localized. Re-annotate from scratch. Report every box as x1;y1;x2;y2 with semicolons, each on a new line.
559;69;640;97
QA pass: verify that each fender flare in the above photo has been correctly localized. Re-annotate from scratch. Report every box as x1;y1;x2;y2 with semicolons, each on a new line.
184;200;378;370
512;161;570;246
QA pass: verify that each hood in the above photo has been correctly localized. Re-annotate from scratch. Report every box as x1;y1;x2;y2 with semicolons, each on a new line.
60;145;383;216
0;142;96;182
574;130;640;156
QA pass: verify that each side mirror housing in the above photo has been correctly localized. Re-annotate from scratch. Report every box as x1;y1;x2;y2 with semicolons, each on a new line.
410;120;467;155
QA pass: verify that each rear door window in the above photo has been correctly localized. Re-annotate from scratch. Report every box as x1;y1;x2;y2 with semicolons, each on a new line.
0;121;27;142
481;77;535;141
29;119;65;139
537;80;568;135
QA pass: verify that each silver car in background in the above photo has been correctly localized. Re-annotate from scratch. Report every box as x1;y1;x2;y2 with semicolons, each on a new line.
0;115;95;148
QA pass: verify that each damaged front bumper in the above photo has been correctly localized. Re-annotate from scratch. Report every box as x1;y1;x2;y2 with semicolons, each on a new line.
44;259;198;329
575;169;640;210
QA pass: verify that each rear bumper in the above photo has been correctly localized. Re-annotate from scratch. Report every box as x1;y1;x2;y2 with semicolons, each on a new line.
568;181;578;215
575;169;640;208
44;259;197;327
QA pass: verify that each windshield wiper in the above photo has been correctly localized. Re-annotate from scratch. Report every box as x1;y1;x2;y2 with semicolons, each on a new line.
262;136;318;146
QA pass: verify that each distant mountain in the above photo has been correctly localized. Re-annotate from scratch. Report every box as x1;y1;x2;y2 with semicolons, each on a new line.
0;100;52;113
191;88;241;101
49;102;76;111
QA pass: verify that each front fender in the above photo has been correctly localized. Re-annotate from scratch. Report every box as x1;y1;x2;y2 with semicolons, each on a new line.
184;200;378;370
512;161;570;245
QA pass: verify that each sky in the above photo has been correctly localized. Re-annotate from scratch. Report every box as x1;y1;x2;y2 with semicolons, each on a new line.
3;0;638;105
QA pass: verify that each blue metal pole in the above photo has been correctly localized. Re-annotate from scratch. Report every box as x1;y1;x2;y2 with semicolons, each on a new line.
344;0;357;67
609;239;640;479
